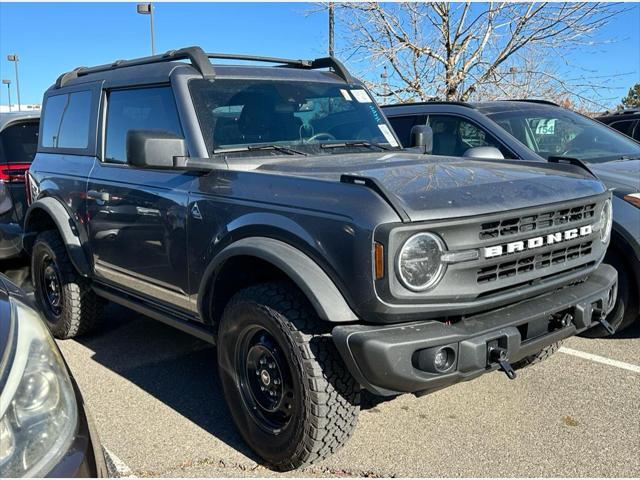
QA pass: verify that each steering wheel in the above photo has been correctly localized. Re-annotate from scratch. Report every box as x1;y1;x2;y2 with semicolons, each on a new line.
306;132;336;143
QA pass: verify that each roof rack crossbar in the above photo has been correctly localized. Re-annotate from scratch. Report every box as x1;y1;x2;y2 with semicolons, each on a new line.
206;53;355;82
55;46;215;88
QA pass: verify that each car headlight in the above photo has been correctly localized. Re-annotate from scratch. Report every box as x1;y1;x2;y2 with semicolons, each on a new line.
0;299;78;477
598;199;613;244
396;232;446;291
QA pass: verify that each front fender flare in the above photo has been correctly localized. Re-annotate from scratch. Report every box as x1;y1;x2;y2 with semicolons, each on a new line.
23;197;91;277
199;237;358;323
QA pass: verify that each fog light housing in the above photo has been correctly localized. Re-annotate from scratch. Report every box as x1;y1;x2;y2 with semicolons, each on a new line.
414;345;457;373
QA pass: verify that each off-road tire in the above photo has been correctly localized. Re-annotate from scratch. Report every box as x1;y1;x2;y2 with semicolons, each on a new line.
512;341;561;370
581;252;638;338
32;230;104;339
217;282;360;471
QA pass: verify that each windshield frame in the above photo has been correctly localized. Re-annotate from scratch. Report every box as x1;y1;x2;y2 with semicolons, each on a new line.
188;77;402;159
481;104;640;164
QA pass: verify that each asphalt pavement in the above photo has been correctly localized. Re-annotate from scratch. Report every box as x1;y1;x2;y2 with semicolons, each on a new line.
2;261;639;477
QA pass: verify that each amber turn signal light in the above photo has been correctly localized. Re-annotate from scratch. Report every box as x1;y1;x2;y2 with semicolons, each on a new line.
374;242;384;280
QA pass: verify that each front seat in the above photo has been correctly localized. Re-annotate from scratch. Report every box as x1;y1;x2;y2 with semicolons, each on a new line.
238;100;276;143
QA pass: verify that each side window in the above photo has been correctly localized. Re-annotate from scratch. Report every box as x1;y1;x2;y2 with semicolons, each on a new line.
40;91;92;149
429;115;513;158
609;120;637;139
387;115;419;147
104;87;183;164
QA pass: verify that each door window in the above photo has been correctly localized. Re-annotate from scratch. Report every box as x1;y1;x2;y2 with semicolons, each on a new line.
104;87;184;164
387;115;423;147
609;119;637;139
428;115;512;158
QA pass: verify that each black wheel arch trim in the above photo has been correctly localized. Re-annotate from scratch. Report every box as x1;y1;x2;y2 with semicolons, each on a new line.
23;197;92;277
198;237;359;323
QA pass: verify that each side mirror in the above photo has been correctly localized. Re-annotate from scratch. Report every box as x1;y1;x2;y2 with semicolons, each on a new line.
463;146;505;160
409;124;433;153
126;130;187;168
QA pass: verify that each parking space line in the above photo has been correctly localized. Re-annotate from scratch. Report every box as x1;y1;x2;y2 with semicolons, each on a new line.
559;347;640;373
103;447;136;478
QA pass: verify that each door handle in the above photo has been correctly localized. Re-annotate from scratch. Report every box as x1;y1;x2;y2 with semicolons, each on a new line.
87;190;110;202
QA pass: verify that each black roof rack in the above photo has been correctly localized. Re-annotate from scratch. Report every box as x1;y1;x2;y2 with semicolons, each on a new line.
55;46;355;88
503;99;559;107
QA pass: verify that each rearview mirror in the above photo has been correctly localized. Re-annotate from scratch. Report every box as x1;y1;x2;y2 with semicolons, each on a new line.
463;146;505;160
127;130;187;168
410;125;433;154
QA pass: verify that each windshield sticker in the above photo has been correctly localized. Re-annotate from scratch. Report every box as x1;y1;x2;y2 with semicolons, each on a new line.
378;124;399;147
535;118;556;135
351;89;372;103
340;89;352;101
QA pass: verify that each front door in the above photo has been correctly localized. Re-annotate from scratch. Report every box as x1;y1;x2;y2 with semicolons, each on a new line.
86;86;194;312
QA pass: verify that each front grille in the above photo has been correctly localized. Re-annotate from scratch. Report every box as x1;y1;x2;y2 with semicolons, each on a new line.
479;203;596;240
477;241;593;284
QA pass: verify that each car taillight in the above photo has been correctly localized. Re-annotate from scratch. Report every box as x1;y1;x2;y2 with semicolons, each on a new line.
0;163;31;183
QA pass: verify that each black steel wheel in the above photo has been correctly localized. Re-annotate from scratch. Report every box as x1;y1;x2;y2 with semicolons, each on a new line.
32;230;104;339
217;282;360;471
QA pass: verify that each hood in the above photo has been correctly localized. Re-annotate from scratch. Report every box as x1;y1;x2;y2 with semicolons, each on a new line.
589;159;640;192
258;152;607;222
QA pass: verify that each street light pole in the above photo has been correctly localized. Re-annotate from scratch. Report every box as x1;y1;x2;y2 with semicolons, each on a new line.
2;79;12;112
137;3;155;55
328;2;334;57
7;55;21;111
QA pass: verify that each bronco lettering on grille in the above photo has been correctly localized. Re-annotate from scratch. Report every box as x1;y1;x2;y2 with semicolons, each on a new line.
483;225;593;258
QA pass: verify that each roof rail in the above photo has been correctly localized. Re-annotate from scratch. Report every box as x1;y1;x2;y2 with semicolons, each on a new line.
381;100;475;109
55;46;356;88
504;99;559;107
56;46;214;88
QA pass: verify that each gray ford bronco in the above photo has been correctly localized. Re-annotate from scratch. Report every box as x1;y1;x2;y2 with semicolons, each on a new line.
24;47;617;470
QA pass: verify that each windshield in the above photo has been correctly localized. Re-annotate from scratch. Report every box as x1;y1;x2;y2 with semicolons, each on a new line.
189;78;400;157
484;106;640;163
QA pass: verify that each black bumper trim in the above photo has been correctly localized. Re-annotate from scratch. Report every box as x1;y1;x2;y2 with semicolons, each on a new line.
332;263;618;396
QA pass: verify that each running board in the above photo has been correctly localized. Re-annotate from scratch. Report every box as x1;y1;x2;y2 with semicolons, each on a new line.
92;285;216;344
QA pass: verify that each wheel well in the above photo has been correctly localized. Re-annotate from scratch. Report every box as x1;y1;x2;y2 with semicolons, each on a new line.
605;234;640;307
23;208;57;252
205;255;306;329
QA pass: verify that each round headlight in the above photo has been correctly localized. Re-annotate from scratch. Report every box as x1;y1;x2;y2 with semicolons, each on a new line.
599;199;612;244
397;232;446;291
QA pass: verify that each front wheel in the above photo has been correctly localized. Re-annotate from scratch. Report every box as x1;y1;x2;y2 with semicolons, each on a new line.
217;282;360;471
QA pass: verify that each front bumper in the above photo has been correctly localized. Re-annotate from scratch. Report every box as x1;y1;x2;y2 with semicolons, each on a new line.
333;263;617;396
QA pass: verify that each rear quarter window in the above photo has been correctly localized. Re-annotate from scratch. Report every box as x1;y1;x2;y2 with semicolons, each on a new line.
41;90;92;149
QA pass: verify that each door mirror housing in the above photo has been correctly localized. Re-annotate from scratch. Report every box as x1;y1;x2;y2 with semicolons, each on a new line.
126;130;187;168
463;146;505;160
409;124;433;153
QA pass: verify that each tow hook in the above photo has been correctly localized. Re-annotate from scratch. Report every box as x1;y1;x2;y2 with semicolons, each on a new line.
597;311;616;335
488;346;517;380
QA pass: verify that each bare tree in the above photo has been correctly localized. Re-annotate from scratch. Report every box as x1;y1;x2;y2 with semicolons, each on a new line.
335;2;626;109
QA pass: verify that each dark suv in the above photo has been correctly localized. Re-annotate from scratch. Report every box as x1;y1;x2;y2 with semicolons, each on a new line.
383;100;640;335
596;109;640;141
25;47;617;470
0;112;39;260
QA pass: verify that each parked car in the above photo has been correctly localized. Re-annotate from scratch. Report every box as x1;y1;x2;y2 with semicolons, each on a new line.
596;109;640;141
0;112;40;260
25;47;617;470
0;273;106;477
383;100;639;335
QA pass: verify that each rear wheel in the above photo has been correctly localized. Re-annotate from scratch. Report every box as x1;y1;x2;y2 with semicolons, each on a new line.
217;282;360;471
32;230;104;339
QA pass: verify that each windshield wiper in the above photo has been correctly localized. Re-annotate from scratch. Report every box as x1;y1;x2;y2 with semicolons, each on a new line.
320;140;392;151
213;144;308;156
